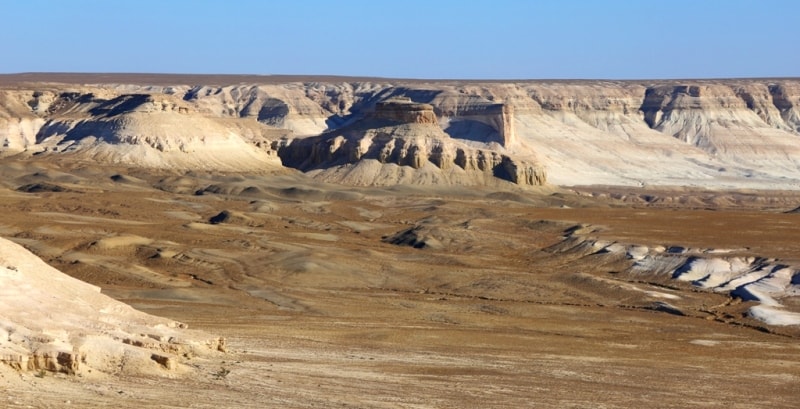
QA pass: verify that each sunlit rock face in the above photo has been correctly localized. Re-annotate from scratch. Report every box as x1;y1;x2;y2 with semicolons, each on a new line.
372;98;439;125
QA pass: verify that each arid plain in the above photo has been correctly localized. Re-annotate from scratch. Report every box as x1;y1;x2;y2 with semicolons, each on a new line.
1;74;799;408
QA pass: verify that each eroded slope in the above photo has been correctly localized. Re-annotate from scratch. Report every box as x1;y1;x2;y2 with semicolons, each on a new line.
0;236;224;375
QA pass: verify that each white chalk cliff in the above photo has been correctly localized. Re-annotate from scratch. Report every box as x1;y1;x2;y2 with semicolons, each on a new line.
2;75;800;187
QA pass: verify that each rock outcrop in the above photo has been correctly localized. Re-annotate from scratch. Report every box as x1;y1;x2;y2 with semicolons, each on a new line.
0;91;44;152
547;227;800;326
276;97;545;186
0;237;224;375
372;98;438;125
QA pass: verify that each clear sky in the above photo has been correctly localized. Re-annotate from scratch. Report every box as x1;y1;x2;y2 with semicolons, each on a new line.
2;0;798;79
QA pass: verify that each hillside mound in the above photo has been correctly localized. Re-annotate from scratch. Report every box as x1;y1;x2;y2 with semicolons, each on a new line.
16;182;70;193
208;210;255;225
0;237;224;375
381;216;479;251
28;92;285;171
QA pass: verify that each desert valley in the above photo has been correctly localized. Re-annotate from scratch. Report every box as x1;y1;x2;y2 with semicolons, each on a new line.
0;73;798;408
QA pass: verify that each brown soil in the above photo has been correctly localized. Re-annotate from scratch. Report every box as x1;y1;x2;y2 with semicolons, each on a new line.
0;157;798;408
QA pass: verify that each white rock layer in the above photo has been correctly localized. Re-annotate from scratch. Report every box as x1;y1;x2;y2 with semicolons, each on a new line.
0;237;224;374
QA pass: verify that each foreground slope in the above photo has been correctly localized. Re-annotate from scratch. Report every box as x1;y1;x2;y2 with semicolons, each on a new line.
0;236;224;375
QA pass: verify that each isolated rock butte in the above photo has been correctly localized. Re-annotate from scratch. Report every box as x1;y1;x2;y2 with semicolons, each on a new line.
0;237;225;375
2;75;800;188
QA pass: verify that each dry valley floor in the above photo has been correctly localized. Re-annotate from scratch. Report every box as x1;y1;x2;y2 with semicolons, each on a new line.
0;159;798;408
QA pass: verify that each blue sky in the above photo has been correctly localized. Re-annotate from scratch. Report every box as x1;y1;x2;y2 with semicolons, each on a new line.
2;0;797;79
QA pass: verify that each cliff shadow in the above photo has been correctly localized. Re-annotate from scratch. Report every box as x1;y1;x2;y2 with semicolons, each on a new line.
444;119;503;145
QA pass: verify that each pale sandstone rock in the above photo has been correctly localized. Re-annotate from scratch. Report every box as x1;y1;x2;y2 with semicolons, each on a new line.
372;98;438;125
0;237;224;375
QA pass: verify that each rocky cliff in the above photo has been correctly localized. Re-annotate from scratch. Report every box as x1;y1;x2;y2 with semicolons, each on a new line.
278;97;545;186
2;74;800;188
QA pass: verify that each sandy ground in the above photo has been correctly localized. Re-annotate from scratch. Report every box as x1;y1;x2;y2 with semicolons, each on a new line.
1;158;799;408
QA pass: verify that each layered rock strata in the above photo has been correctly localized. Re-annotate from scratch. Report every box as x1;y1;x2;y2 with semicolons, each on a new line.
1;75;800;188
372;97;438;124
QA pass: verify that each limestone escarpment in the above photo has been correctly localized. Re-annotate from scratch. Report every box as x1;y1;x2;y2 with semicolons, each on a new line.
640;84;768;146
634;82;800;174
1;75;800;188
182;82;368;136
767;82;800;131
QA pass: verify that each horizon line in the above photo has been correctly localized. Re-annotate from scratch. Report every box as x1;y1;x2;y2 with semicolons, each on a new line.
1;72;798;86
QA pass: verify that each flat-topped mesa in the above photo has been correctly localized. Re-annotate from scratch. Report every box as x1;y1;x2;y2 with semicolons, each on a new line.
372;97;438;125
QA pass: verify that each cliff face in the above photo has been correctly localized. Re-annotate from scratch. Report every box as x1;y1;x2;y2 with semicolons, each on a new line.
1;75;799;188
640;84;789;148
277;97;545;186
